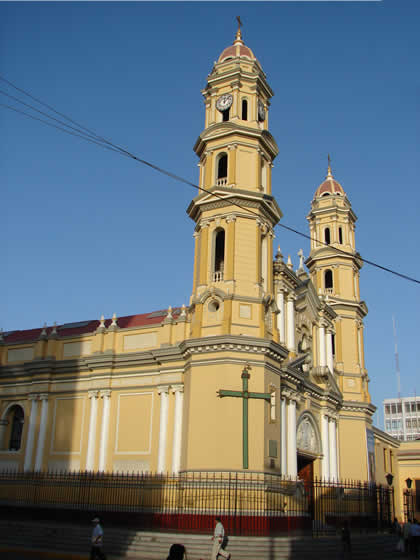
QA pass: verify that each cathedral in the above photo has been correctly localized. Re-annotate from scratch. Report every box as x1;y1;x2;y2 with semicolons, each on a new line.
0;27;404;504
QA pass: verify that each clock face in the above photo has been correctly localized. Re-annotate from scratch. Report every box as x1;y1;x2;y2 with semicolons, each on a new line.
216;94;233;112
258;100;266;122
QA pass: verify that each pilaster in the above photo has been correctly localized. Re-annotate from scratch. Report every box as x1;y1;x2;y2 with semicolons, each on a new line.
34;394;49;471
157;385;170;473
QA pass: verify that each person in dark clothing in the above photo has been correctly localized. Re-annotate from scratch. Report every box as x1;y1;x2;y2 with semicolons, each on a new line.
167;543;186;560
340;520;351;559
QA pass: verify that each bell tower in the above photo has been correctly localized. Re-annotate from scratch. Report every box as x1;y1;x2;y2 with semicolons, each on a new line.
187;26;282;341
306;159;370;403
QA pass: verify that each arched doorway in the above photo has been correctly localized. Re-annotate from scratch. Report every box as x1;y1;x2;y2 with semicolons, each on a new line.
296;413;321;484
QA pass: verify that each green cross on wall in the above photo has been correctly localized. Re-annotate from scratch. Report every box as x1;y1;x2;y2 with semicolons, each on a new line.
217;366;271;469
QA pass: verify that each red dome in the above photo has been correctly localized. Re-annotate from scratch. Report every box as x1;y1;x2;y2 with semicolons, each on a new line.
218;44;255;63
314;165;345;198
315;178;345;198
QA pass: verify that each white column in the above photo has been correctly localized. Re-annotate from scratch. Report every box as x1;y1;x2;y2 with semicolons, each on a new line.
286;296;295;352
171;385;184;474
86;390;99;471
277;290;286;344
280;396;287;475
319;323;327;368
335;418;340;480
157;385;170;474
98;390;111;472
24;395;39;471
34;394;49;471
329;417;338;480
321;413;330;480
326;329;334;373
287;397;297;477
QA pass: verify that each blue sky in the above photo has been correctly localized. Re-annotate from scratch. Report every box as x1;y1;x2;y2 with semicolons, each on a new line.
1;1;419;429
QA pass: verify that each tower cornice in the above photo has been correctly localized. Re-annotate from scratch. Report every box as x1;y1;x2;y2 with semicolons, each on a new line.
194;123;279;160
186;187;282;226
204;66;274;100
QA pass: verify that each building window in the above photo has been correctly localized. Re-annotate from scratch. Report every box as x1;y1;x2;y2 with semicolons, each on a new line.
324;269;333;290
324;227;331;245
213;229;225;281
222;109;230;122
217;153;228;185
208;300;220;312
385;405;391;414
6;405;24;451
331;333;336;356
339;227;343;244
242;99;248;120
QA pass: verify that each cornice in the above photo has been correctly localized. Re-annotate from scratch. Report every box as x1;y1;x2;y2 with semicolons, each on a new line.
372;426;401;448
179;335;289;362
341;400;376;415
187;189;282;226
193;123;279;160
327;299;368;318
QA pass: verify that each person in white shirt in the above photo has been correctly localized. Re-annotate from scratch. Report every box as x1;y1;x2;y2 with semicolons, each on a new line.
211;517;231;560
90;517;106;560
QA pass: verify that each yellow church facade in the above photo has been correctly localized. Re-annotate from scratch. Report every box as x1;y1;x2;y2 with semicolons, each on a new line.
0;28;413;522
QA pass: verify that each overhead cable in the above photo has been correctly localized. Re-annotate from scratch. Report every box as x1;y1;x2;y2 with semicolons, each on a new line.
1;75;419;286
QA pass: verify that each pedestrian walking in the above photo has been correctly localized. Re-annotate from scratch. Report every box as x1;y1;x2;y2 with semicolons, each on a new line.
211;517;230;560
90;516;106;560
411;519;420;559
340;520;351;559
403;520;412;556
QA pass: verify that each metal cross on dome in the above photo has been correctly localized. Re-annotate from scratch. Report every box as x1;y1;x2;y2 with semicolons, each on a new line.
218;365;271;469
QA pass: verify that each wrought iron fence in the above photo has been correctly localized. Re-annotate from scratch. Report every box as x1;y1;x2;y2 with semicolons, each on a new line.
403;489;415;522
0;470;393;536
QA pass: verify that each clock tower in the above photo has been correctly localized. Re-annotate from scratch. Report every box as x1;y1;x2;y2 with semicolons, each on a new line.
187;26;282;341
182;27;287;473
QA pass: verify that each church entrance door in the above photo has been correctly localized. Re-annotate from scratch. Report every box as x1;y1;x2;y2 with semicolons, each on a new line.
297;454;314;485
298;454;315;522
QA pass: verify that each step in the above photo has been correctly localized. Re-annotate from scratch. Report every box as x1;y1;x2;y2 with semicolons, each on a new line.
0;520;401;560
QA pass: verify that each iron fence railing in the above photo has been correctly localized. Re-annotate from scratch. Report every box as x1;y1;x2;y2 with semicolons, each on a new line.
0;470;394;536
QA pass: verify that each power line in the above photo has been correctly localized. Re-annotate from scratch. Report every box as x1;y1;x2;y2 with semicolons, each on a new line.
1;76;419;286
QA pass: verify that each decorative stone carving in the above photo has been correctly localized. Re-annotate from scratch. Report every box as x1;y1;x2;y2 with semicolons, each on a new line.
297;417;318;454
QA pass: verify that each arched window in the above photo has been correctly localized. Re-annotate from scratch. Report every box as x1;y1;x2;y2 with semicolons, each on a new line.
325;269;333;290
241;99;248;120
213;229;225;281
217;153;228;185
324;227;331;245
6;405;24;451
338;227;343;244
222;109;230;122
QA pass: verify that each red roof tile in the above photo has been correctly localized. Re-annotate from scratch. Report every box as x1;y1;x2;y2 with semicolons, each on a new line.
3;309;182;344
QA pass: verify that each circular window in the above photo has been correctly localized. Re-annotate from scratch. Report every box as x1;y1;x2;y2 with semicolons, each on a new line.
208;300;220;312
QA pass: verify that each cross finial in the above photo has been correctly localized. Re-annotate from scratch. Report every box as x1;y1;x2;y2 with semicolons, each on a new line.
327;154;333;178
235;16;243;44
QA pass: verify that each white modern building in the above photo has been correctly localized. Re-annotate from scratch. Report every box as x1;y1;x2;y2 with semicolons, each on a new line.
383;396;420;441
